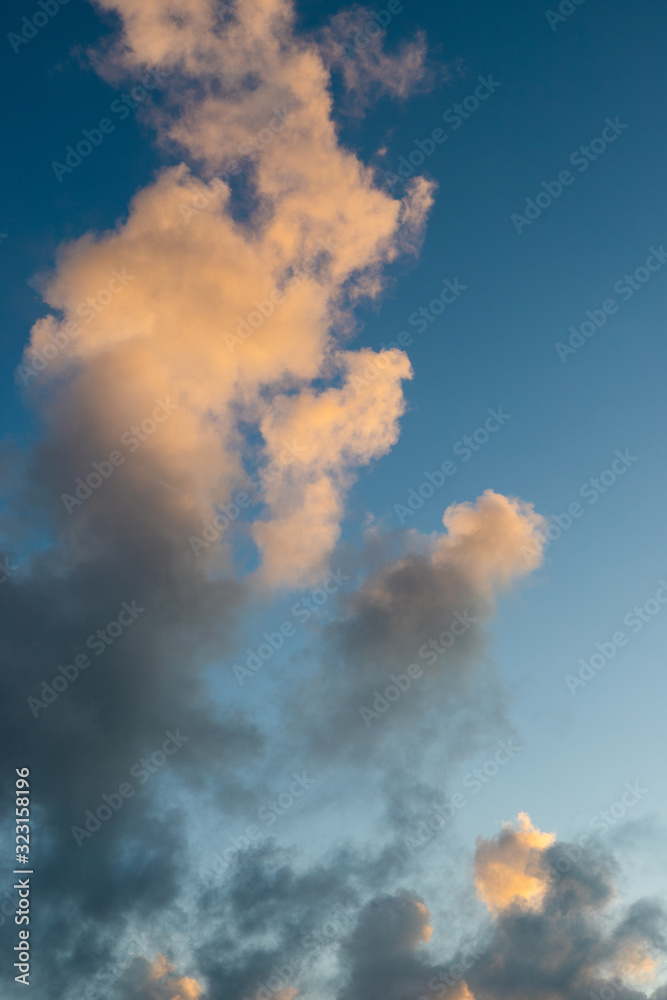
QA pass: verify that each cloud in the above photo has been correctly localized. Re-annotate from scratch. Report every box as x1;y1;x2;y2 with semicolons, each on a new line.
464;815;667;1000
610;943;658;985
190;826;667;1000
254;347;413;586
319;5;437;111
119;955;204;1000
288;490;547;767
193;841;361;1000
333;825;667;1000
22;0;435;590
474;812;556;915
5;3;662;1000
336;891;445;1000
2;0;438;992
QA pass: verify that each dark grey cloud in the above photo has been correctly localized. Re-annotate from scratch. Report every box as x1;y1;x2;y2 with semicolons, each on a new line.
0;377;265;995
284;522;522;770
465;841;667;1000
331;839;667;1000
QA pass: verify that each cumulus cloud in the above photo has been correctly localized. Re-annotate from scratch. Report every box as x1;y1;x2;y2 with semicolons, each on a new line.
254;347;413;586
474;812;556;915
330;824;666;1000
465;818;667;1000
120;954;204;1000
21;0;435;590
337;892;443;1000
288;490;547;768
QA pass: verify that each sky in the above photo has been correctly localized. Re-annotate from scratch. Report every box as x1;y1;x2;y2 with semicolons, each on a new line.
1;0;667;998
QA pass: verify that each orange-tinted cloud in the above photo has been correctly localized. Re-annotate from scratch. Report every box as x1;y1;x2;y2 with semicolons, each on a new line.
23;0;434;588
319;6;436;110
250;992;298;1000
474;812;556;915
123;954;204;999
436;490;547;596
605;943;659;985
254;348;413;585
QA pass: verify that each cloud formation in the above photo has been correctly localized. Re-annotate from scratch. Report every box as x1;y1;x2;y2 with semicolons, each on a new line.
121;955;204;1000
319;5;436;111
2;0;438;993
22;0;434;589
331;817;667;1000
474;812;556;915
290;490;547;767
3;2;663;1000
465;815;667;1000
